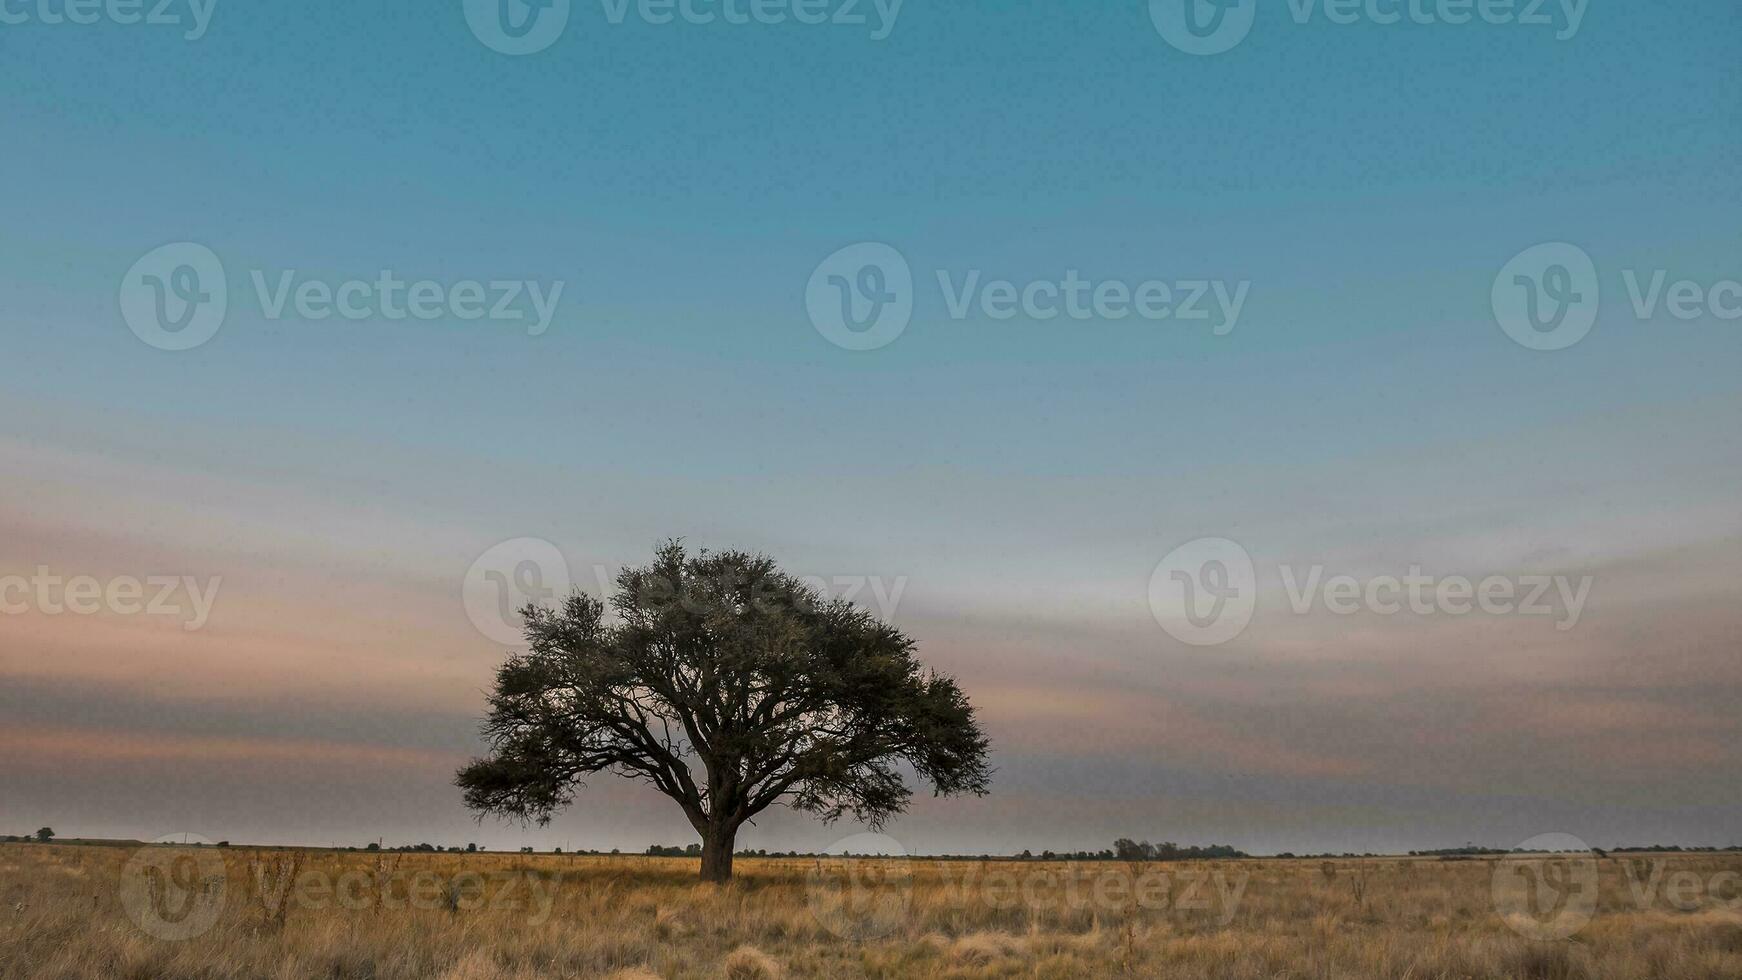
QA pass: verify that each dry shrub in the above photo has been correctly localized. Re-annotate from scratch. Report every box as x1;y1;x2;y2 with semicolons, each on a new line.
654;904;695;940
949;931;1023;966
722;945;781;980
1497;941;1578;980
435;950;504;980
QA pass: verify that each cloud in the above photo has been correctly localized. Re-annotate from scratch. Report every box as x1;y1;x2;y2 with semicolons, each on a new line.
0;724;464;773
4;431;1739;851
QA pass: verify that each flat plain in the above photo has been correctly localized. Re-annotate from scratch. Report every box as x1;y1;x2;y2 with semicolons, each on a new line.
3;843;1740;978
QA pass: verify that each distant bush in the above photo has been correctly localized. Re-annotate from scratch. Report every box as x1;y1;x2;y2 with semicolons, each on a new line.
646;844;702;857
1113;838;1247;861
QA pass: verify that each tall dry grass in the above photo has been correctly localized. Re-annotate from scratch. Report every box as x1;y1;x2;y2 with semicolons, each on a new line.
2;843;1739;978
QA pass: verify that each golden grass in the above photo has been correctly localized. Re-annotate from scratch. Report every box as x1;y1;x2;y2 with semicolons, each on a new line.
1;843;1739;978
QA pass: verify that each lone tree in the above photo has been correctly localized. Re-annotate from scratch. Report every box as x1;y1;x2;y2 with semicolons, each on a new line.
34;827;54;843
457;543;991;882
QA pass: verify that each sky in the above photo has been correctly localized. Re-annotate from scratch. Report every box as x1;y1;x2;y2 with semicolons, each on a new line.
2;0;1739;856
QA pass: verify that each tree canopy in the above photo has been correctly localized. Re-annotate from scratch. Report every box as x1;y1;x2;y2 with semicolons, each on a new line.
457;542;992;880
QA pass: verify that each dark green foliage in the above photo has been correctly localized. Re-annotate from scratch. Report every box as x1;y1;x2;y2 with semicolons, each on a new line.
1113;838;1248;861
457;542;992;880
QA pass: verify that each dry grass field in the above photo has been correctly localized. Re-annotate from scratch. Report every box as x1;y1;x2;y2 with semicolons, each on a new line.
3;842;1740;979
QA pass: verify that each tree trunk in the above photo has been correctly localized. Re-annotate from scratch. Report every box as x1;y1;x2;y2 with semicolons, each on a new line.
699;821;737;883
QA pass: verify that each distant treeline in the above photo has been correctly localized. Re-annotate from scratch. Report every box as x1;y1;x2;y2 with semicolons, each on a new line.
621;839;1254;861
9;834;1738;858
675;840;1252;861
1110;839;1249;861
1408;844;1742;857
634;840;1742;861
1605;845;1742;853
1407;846;1516;857
364;842;480;854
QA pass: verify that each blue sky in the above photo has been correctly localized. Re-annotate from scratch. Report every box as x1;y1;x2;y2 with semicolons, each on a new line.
3;1;1740;853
